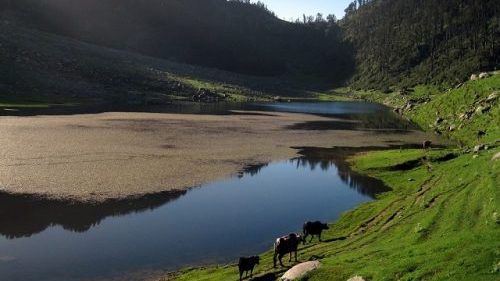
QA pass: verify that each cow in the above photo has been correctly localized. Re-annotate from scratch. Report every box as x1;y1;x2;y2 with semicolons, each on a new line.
303;221;329;244
423;140;432;150
273;233;302;268
238;256;259;281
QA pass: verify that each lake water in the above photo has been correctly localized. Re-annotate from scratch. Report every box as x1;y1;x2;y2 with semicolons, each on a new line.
0;156;388;281
0;102;405;281
2;100;390;117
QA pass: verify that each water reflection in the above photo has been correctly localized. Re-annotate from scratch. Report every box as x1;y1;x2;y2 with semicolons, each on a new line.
0;149;390;281
0;190;186;239
0;152;389;240
1;101;392;118
291;157;388;196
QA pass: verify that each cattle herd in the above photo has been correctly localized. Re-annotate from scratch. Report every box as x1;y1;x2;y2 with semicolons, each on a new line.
238;220;329;281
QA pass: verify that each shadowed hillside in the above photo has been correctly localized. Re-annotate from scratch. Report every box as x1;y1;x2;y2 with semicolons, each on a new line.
0;14;342;108
2;0;353;80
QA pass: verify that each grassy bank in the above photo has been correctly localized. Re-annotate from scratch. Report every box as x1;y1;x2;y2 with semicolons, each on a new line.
167;75;499;281
338;72;499;146
168;147;499;281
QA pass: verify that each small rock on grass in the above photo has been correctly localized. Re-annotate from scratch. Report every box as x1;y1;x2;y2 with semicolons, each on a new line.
479;72;490;79
474;145;485;153
493;152;500;161
281;261;320;281
486;92;498;102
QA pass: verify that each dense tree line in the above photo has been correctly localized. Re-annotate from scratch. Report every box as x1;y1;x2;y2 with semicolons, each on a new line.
2;0;353;81
342;0;500;89
2;0;498;89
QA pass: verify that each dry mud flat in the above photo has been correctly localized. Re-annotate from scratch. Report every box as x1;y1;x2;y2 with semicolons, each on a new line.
0;111;439;202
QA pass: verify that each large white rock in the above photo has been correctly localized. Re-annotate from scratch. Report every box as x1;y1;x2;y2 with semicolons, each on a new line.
492;152;500;161
280;261;321;281
479;72;490;79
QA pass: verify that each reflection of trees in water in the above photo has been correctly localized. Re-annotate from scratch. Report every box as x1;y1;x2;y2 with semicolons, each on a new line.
1;151;390;239
239;163;269;178
290;157;389;197
0;190;186;239
349;112;418;130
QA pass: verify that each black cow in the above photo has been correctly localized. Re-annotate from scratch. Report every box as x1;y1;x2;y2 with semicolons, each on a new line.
303;221;329;244
238;256;259;281
423;140;432;149
273;233;302;268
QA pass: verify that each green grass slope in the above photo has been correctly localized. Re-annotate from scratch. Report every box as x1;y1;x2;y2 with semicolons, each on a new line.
407;75;499;146
169;148;499;281
168;74;499;281
339;73;499;147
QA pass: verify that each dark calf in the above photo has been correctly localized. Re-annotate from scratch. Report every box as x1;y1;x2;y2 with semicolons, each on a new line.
303;221;329;244
238;256;259;281
273;233;302;268
423;140;432;149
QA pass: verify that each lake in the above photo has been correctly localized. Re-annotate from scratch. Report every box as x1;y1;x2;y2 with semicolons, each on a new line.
0;155;388;281
0;102;410;281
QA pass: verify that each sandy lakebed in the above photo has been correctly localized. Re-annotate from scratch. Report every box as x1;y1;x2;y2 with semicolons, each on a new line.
0;110;442;202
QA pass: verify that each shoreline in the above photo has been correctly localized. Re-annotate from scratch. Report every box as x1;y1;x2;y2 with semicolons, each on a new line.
0;110;443;202
167;146;499;281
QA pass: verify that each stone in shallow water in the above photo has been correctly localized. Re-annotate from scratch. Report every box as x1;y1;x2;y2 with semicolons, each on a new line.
280;261;321;281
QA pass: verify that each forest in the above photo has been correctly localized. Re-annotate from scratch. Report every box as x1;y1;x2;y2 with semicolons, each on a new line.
1;0;352;81
2;0;499;89
343;0;500;89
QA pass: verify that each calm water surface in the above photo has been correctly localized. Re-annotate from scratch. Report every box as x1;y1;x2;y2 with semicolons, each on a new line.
0;157;388;281
2;100;388;116
0;102;402;281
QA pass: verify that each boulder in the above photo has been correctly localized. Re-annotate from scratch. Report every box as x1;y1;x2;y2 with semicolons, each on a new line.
473;144;485;153
470;74;478;81
458;113;469;120
475;105;490;114
486;92;498;103
479;72;490;79
493;152;500;161
280;261;321;281
434;117;444;125
393;107;403;115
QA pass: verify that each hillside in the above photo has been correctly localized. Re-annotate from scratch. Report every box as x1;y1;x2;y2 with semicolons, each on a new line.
0;14;338;109
342;0;500;90
2;0;352;80
2;0;498;105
